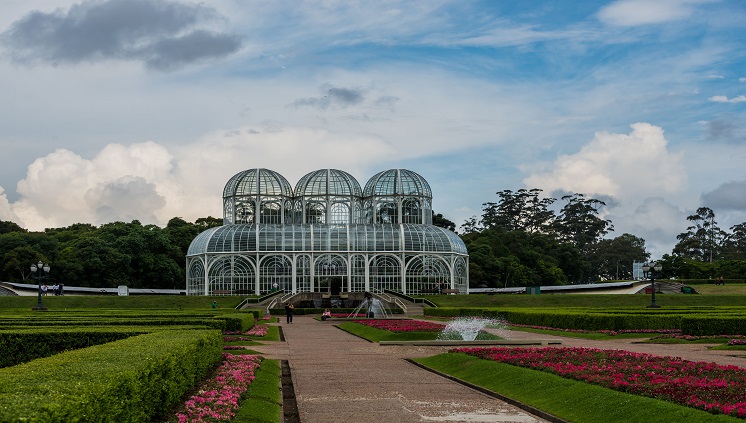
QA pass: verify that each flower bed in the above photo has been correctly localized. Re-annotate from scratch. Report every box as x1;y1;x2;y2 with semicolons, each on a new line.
173;353;262;422
353;319;445;333
245;324;268;337
510;324;681;336
453;346;746;417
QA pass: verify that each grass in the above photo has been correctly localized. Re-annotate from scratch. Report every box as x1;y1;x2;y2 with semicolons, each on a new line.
508;326;653;340
691;285;746;295
414;353;742;423
422;293;746;308
0;294;249;310
336;321;502;342
233;358;282;423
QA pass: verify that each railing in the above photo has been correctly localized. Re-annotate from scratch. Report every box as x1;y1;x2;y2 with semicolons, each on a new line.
383;289;437;308
266;291;297;314
370;288;407;314
234;290;284;310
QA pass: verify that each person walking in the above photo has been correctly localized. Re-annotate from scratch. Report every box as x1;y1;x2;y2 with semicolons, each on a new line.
285;303;294;324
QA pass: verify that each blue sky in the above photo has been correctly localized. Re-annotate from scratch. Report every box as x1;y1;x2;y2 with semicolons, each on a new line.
0;0;744;258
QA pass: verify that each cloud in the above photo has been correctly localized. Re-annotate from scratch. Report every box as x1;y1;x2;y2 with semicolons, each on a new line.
6;126;397;231
291;84;367;110
709;95;746;103
85;176;166;224
701;180;746;210
1;0;242;70
597;0;704;26
523;123;686;201
740;77;746;83
0;186;21;224
613;197;688;257
705;118;746;144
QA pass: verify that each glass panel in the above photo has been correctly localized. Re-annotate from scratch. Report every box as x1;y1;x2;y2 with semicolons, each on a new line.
405;255;450;295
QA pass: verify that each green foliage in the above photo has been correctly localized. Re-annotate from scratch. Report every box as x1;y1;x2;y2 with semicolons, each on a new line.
0;329;142;368
233;359;282;423
0;217;219;290
0;329;222;423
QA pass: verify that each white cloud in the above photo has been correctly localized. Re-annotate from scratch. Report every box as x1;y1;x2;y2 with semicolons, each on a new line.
523;123;686;200
0;186;21;224
598;0;704;26
612;197;688;258
708;95;746;103
6;126;398;231
740;77;746;83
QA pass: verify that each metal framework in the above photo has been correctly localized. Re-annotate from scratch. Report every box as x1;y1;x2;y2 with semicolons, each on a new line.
187;168;468;295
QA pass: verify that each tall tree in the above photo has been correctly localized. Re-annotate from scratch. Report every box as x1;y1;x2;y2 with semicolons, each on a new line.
588;233;648;280
481;189;555;233
673;207;725;262
553;193;613;251
432;212;456;231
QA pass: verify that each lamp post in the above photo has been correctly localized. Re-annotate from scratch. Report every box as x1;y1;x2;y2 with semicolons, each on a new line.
31;260;50;311
642;261;662;308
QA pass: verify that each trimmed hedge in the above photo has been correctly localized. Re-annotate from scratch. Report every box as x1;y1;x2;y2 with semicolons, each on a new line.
0;329;222;422
425;307;746;334
680;316;746;336
0;328;146;368
268;307;403;316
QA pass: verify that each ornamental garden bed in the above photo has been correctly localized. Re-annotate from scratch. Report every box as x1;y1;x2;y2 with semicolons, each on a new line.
447;346;746;419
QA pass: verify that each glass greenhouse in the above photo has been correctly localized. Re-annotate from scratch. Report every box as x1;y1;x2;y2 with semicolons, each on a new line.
186;168;468;295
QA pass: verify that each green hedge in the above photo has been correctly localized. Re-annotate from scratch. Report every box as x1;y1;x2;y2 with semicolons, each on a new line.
425;307;746;334
0;328;146;368
0;329;222;422
268;307;403;316
680;316;746;336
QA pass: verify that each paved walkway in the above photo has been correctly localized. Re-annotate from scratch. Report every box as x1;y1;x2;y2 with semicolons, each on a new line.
252;316;746;423
253;315;550;423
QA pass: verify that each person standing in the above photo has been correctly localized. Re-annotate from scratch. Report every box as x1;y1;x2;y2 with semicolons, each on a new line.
285;303;294;324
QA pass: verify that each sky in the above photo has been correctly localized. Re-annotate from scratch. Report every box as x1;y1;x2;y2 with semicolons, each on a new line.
0;0;745;259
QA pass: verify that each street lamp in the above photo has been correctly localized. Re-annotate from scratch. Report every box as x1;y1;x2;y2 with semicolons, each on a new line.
642;261;662;308
30;260;50;311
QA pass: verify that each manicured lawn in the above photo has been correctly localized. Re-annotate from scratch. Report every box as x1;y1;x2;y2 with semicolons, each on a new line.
509;326;655;340
414;353;742;423
422;293;746;308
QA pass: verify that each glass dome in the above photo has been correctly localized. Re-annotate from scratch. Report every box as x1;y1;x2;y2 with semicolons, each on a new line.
295;169;362;197
295;169;363;225
363;169;432;198
223;168;294;198
223;169;295;225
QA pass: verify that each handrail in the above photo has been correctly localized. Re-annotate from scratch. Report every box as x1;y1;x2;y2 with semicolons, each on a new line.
383;289;437;308
266;291;297;314
234;290;284;310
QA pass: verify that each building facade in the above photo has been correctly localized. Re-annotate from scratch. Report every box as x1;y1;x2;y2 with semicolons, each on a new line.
186;168;468;295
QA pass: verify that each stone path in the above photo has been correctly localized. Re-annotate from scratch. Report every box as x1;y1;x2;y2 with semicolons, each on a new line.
253;315;550;423
252;315;746;423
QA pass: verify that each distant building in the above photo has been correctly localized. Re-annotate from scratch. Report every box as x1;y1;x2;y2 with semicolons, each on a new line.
186;168;468;295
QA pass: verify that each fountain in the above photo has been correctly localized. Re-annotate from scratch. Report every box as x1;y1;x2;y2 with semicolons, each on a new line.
378;315;561;346
437;316;506;341
348;292;389;318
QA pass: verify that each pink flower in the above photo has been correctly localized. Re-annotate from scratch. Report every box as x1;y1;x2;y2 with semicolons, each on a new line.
452;347;746;417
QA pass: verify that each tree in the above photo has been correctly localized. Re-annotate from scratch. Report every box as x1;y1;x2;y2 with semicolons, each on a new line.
589;234;648;280
673;207;726;262
0;220;26;234
722;223;746;260
553;193;613;251
481;189;555;233
432;212;456;231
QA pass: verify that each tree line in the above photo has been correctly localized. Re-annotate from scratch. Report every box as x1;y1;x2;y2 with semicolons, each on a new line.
0;217;222;289
2;193;745;290
461;190;746;287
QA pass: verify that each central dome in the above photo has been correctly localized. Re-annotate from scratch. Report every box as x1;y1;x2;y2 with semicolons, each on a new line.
295;169;362;197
